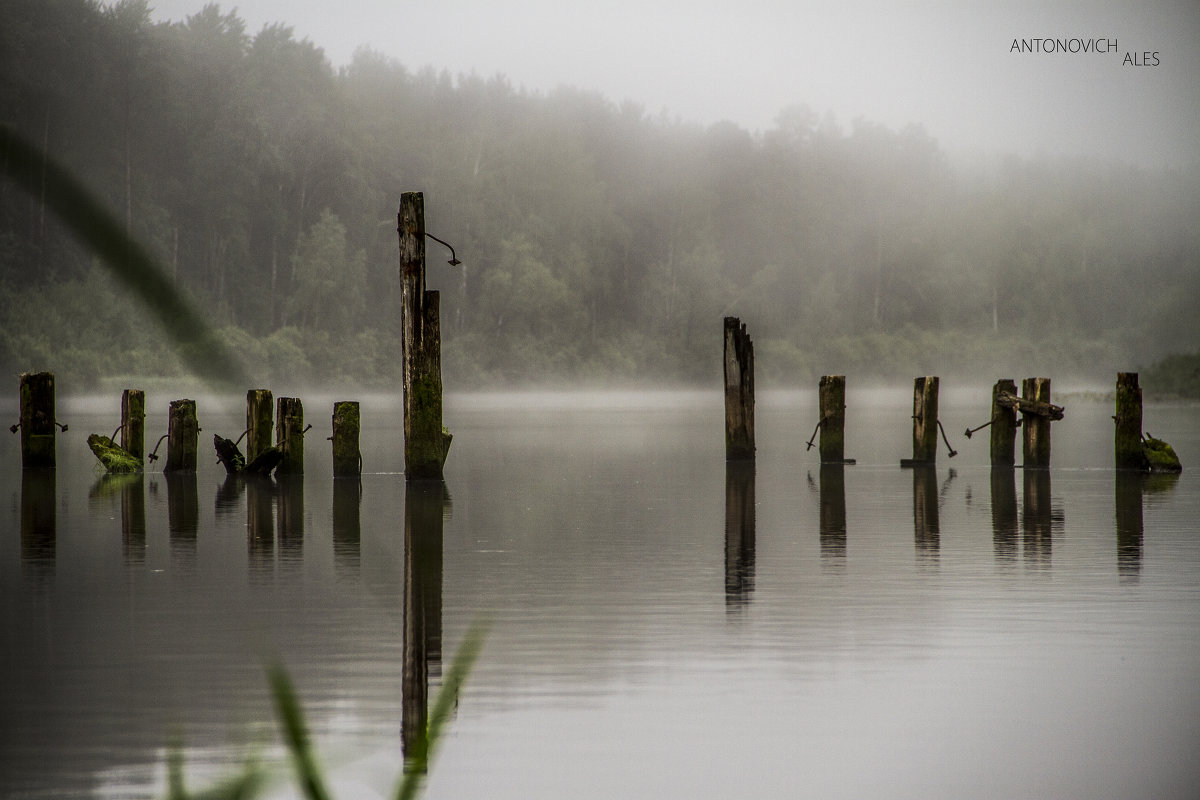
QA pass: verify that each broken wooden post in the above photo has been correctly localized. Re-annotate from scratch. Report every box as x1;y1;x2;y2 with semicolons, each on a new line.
1021;377;1052;468
1114;372;1144;470
164;399;198;473
818;375;846;464
723;316;754;461
275;396;305;475
332;401;362;477
246;389;273;464
18;371;57;470
902;376;939;466
399;192;451;480
990;378;1018;467
120;389;145;467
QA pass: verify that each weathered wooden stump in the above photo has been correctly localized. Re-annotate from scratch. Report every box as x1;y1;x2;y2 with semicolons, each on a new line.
246;389;273;464
723;316;754;461
1114;372;1143;470
990;378;1018;467
164;399;198;473
400;192;450;480
1021;377;1052;468
332;401;362;477
214;434;246;474
902;376;939;466
275;397;305;475
818;375;846;464
120;389;145;467
18;371;57;470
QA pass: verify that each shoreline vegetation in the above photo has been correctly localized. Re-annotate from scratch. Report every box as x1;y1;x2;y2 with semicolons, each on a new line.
3;1;1198;396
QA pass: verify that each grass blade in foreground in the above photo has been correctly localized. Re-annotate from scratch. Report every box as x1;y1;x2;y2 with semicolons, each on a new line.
0;123;246;389
268;665;334;800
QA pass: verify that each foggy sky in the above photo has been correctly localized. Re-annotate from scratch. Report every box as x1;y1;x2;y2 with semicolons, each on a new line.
147;0;1200;168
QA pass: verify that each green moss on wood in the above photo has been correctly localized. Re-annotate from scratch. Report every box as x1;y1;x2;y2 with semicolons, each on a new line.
1143;435;1182;473
87;433;142;473
332;401;362;477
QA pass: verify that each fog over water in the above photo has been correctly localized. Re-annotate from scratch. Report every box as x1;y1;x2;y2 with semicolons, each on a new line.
146;0;1200;167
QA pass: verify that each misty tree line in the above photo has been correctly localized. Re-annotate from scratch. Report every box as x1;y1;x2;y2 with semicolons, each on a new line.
2;0;1198;392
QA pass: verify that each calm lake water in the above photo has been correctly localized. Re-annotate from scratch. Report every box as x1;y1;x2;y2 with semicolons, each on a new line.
2;388;1198;800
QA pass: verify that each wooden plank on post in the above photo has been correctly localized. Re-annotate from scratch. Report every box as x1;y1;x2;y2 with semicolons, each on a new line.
723;316;755;461
1022;377;1052;468
818;375;846;464
907;376;939;465
399;191;449;480
332;401;362;477
246;389;273;464
19;371;56;470
275;396;305;475
120;388;145;467
164;399;198;473
1114;372;1144;470
990;378;1018;467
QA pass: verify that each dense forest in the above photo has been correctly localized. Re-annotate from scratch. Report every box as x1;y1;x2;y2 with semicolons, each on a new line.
2;0;1198;393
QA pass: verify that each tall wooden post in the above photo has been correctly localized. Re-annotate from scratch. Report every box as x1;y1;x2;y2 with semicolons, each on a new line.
246;389;273;463
400;192;450;480
723;316;754;461
275;396;305;475
910;376;939;464
332;401;362;477
1114;372;1144;470
990;378;1018;467
1022;377;1052;468
818;375;846;464
164;399;198;473
120;389;145;467
19;371;56;470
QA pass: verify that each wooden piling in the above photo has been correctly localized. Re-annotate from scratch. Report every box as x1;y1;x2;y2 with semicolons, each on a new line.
399;192;450;480
1021;377;1052;468
723;316;755;461
332;401;362;477
990;379;1018;467
1114;372;1144;470
246;389;273;464
19;371;56;470
120;389;145;467
164;399;198;473
908;376;939;465
818;375;846;464
275;396;305;475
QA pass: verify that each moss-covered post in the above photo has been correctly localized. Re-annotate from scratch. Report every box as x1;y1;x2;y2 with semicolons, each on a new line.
990;378;1018;467
275;396;305;475
246;389;273;464
1114;372;1144;470
399;192;450;480
818;375;846;464
19;371;56;470
164;399;198;473
723;316;754;461
910;376;939;465
1022;377;1052;468
332;401;361;477
120;389;145;467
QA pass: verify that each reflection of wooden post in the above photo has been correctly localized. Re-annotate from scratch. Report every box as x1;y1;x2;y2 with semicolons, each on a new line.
912;465;939;562
277;475;304;555
990;467;1018;563
332;401;361;477
724;462;756;605
1022;377;1052;468
166;472;199;567
1114;472;1142;579
121;475;146;565
20;471;56;571
1114;372;1144;470
400;192;450;480
120;389;145;467
19;372;56;470
246;389;273;463
910;376;939;464
402;480;446;762
818;375;845;464
1022;469;1052;566
333;478;361;571
275;397;305;475
723;316;754;461
164;399;198;473
990;379;1018;467
819;463;847;560
246;476;274;578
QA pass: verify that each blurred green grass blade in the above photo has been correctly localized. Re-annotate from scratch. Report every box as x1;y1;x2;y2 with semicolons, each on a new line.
396;617;490;800
268;665;333;800
1;123;246;388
